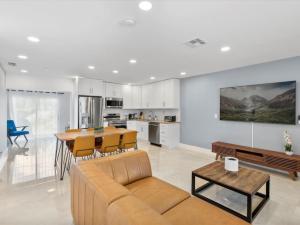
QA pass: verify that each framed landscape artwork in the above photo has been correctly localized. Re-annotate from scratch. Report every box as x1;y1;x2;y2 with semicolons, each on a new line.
220;81;296;124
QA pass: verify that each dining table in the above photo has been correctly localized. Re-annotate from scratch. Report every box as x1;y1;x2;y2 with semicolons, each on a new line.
54;128;136;180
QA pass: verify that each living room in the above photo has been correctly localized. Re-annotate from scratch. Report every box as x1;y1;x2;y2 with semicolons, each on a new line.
0;1;300;225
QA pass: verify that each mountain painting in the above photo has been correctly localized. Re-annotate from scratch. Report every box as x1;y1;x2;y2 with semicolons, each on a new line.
220;81;296;124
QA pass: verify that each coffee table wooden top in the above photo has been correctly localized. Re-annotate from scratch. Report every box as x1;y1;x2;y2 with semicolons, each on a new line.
193;161;270;195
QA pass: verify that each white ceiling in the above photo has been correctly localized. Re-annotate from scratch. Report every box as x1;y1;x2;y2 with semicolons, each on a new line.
0;0;300;84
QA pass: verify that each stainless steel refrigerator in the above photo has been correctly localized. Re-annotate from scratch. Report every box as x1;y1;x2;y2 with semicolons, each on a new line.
78;96;103;128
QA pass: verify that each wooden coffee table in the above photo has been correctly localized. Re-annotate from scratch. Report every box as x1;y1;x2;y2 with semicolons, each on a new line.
192;161;270;223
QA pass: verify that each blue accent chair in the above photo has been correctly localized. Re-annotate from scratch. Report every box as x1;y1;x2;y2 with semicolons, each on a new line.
7;120;29;144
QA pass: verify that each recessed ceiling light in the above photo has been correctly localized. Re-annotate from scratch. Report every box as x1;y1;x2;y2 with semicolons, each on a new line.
139;1;152;11
180;72;187;76
20;69;28;73
112;70;119;74
150;76;156;80
88;65;95;70
220;46;231;52
129;59;137;64
17;55;28;59
27;36;40;43
119;18;136;26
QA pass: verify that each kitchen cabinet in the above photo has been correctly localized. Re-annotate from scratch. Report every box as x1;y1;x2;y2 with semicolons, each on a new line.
122;85;142;109
105;83;122;98
131;86;142;108
162;79;180;108
160;123;180;148
137;121;148;141
141;79;180;109
78;78;104;96
141;84;152;108
122;85;132;109
126;120;149;141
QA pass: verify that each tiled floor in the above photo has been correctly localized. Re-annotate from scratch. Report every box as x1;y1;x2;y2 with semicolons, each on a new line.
0;137;299;225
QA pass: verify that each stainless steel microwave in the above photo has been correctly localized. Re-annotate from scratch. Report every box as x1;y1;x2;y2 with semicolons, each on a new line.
105;97;123;109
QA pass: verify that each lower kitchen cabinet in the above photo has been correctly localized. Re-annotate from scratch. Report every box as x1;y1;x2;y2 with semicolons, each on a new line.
160;123;180;148
126;121;149;141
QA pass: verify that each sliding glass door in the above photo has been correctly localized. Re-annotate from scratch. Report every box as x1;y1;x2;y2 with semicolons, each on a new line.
8;91;68;138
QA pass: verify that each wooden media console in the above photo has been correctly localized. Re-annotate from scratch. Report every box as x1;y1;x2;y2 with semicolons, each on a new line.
212;141;300;180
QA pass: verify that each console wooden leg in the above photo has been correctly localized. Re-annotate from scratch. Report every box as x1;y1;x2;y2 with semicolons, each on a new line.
294;171;298;178
215;153;219;160
289;172;297;181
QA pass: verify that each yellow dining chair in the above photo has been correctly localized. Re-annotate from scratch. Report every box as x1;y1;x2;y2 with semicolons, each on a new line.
66;135;95;171
65;128;81;152
119;131;138;152
95;134;121;157
104;126;117;131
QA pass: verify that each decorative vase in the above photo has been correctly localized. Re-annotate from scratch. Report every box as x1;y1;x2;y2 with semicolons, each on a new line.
285;151;294;156
225;157;239;172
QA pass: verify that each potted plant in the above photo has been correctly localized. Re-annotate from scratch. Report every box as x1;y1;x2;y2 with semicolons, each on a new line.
283;130;293;156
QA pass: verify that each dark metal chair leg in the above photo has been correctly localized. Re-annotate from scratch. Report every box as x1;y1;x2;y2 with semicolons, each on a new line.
8;136;13;145
24;135;28;142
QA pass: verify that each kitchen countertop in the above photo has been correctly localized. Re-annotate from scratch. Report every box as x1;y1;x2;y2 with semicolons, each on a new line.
127;119;180;124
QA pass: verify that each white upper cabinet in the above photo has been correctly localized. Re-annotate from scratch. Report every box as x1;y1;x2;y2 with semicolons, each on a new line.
142;84;152;108
131;86;142;109
122;85;142;109
141;79;180;109
162;79;180;108
78;78;104;96
105;83;122;98
122;85;132;109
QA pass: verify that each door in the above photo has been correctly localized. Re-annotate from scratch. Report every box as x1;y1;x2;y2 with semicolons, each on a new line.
149;122;160;144
91;97;103;127
78;96;91;128
8;91;67;137
79;96;103;128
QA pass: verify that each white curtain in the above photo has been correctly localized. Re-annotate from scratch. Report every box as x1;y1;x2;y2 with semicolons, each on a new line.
7;91;69;138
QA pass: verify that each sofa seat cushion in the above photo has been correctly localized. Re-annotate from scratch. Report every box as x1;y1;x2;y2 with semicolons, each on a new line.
163;197;249;225
126;177;190;214
107;195;172;225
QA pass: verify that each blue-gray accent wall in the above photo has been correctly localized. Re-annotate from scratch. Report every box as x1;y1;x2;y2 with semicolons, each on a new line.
181;56;300;153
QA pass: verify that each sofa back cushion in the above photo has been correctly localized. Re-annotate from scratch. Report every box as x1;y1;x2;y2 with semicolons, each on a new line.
91;150;152;185
71;163;130;225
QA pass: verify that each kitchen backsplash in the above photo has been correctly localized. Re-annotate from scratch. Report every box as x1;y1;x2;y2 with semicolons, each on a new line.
142;109;180;121
103;108;180;121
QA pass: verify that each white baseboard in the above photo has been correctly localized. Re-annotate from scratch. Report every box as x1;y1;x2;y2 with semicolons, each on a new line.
178;143;215;156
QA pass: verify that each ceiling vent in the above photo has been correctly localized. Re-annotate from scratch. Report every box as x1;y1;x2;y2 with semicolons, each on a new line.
8;62;17;67
185;38;206;48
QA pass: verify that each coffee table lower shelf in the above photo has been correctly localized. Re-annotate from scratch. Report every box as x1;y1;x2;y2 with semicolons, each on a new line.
191;173;270;223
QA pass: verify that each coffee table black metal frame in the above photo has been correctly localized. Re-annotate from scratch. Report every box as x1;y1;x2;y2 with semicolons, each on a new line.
191;172;270;223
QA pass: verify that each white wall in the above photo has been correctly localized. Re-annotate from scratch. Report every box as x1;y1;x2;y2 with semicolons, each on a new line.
181;56;300;153
6;74;74;92
0;66;7;153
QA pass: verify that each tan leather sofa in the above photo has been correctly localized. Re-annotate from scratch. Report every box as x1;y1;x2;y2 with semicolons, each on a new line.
70;150;249;225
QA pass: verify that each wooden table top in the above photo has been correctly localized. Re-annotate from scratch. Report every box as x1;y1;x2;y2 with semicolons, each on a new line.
193;161;270;195
55;128;137;141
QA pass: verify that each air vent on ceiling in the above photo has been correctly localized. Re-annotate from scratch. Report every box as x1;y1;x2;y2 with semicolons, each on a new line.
185;38;206;48
8;62;17;67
